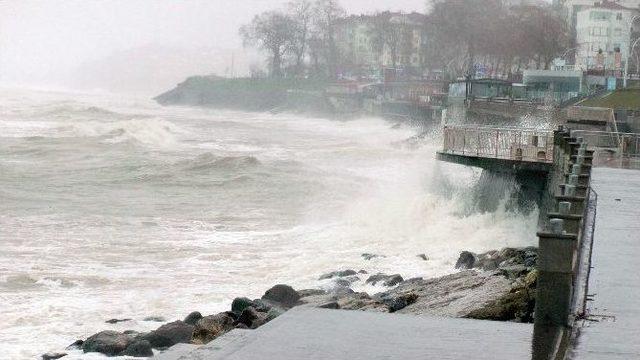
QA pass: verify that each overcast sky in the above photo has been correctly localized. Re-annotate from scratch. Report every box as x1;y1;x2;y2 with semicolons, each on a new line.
0;0;425;93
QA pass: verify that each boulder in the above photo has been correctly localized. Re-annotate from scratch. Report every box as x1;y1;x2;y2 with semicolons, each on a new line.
120;339;153;357
192;312;235;344
42;353;67;360
455;251;477;269
336;292;389;312
140;320;194;348
231;297;255;314
82;330;131;356
499;265;529;280
375;292;419;313
184;311;203;326
365;273;404;287
465;270;537;323
236;307;268;329
261;284;300;308
318;270;357;280
417;254;429;261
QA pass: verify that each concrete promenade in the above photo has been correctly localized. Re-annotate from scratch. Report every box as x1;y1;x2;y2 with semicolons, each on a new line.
569;168;640;359
157;308;533;360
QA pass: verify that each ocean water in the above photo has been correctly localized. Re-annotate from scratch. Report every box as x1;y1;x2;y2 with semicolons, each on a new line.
0;88;538;359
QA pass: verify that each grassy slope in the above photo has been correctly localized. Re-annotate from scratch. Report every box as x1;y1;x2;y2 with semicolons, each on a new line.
580;89;640;109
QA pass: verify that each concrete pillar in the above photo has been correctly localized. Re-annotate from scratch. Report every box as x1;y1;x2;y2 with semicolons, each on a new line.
532;220;578;360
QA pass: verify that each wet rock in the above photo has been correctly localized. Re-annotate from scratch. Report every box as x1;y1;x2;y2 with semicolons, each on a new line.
105;318;132;324
82;330;131;356
192;312;235;344
140;320;194;348
42;353;67;360
375;292;419;313
358;270;368;274
297;289;327;298
318;301;340;309
417;254;429;261
334;275;360;287
337;292;389;312
261;284;300;309
266;307;285;321
231;297;255;314
235;323;249;329
143;316;166;322
499;265;529;280
183;311;203;326
236;307;268;329
120;339;153;357
66;340;83;350
318;270;357;280
365;273;403;287
361;253;385;261
455;251;477;269
465;270;537;323
376;271;513;317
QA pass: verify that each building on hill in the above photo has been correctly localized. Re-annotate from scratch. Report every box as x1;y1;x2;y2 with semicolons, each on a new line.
575;1;639;74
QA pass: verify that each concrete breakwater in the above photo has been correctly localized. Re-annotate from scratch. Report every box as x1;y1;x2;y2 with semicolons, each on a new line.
46;247;538;359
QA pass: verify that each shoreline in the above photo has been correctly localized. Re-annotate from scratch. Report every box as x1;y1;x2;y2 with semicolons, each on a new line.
46;247;538;359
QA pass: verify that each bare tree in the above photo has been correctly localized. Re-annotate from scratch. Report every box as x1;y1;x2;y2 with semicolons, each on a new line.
312;0;346;78
287;0;314;77
240;11;296;78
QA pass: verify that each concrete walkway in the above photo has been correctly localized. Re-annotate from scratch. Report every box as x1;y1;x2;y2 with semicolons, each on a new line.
156;308;533;360
569;168;640;359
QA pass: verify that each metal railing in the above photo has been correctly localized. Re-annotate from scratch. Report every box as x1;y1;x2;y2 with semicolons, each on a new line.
442;125;554;163
571;130;640;169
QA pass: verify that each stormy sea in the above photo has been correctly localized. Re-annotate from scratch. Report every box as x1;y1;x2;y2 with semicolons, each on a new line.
0;88;538;358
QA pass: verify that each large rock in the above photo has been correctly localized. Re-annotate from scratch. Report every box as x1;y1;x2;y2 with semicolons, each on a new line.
465;270;537;323
318;270;357;280
192;312;235;344
455;251;477;269
376;271;513;317
140;320;194;348
261;284;300;308
231;297;255;314
365;273;404;287
336;292;389;312
120;339;153;357
183;311;203;326
237;307;269;329
82;331;131;356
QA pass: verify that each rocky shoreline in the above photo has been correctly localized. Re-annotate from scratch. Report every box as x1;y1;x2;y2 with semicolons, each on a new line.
43;247;538;359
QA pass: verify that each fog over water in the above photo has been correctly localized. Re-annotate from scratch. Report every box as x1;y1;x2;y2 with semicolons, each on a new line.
0;0;425;94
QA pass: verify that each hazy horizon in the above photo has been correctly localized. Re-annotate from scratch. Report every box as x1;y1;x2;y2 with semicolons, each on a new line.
0;0;426;95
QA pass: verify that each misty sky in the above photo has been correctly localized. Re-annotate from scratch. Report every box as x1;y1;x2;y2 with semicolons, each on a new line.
0;0;425;93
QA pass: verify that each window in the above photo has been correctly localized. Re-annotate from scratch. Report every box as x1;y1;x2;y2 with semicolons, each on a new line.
617;13;623;21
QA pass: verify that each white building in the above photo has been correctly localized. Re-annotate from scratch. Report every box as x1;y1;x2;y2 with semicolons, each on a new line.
556;0;640;30
575;1;639;71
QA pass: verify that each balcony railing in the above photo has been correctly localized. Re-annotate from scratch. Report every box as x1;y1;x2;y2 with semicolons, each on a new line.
442;125;554;163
